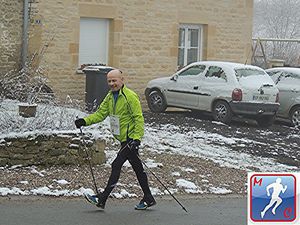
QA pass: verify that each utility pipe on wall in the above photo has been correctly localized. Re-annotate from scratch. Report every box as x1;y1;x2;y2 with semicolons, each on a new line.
22;0;29;69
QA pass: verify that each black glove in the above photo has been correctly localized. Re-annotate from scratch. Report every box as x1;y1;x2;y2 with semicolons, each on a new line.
75;118;86;128
129;139;140;152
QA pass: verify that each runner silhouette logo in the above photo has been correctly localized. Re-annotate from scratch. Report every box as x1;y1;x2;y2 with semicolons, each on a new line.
249;174;296;222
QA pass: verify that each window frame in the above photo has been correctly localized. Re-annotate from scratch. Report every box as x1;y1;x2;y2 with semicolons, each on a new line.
78;17;110;68
178;24;203;68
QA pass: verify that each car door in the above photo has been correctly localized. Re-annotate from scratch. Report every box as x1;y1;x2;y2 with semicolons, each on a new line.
199;66;229;111
276;71;300;116
165;64;206;108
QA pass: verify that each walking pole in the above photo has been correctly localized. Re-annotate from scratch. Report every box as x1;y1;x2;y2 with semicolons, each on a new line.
129;143;188;213
79;127;99;195
78;129;131;195
141;160;188;213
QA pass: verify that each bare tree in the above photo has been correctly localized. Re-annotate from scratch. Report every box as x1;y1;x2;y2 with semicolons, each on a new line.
253;0;300;66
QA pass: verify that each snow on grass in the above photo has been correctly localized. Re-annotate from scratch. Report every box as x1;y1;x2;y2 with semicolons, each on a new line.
171;172;181;177
211;121;227;126
176;179;197;189
150;187;164;196
176;179;203;194
179;167;195;173
143;124;298;172
0;187;29;196
209;187;232;194
31;187;69;196
163;188;178;195
20;181;29;185
30;167;45;177
9;164;23;170
288;134;300;139
144;158;163;168
53;179;69;185
0;187;96;197
111;189;137;198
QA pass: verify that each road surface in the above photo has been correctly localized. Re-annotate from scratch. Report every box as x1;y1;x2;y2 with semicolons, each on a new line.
0;195;246;225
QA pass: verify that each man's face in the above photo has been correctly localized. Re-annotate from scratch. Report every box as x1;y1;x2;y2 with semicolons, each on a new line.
107;70;124;92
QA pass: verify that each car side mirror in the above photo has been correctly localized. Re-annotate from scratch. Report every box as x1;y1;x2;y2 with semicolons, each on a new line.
171;75;178;81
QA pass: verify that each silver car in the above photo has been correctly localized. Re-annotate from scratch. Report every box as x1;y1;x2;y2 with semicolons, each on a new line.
145;61;280;127
266;67;300;128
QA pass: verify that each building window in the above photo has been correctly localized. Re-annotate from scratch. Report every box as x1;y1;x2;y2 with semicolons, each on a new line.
79;18;109;67
178;24;203;68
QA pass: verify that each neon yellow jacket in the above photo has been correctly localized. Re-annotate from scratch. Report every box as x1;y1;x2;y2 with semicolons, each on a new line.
84;85;144;142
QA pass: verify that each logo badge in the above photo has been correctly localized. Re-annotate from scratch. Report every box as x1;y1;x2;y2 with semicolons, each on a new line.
248;173;297;224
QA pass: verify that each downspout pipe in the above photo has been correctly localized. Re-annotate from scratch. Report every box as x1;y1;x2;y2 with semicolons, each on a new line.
22;0;29;69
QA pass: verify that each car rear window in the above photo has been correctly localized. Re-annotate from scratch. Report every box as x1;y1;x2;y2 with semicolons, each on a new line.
235;68;266;78
205;66;227;81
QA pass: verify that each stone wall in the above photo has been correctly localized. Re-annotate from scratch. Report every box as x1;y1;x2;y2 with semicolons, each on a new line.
27;0;253;105
0;134;106;167
0;0;23;75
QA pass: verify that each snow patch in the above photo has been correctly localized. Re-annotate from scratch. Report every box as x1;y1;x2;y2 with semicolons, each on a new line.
171;172;181;177
54;179;69;185
209;187;232;194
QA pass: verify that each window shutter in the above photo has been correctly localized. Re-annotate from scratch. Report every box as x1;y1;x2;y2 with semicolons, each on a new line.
79;18;109;66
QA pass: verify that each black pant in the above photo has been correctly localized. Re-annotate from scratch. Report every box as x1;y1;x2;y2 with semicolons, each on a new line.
101;141;153;202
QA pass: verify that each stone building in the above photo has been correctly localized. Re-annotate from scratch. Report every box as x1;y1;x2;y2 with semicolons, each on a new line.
0;0;23;74
2;0;254;106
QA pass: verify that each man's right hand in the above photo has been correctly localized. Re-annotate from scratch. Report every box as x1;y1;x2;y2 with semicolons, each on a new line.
129;140;140;152
75;118;86;128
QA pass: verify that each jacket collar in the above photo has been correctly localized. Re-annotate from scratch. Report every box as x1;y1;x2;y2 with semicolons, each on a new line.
109;84;127;95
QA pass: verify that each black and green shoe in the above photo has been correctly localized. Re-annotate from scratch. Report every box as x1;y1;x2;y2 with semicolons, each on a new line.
134;199;156;210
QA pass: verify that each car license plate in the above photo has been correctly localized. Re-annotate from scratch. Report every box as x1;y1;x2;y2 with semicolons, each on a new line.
253;94;269;101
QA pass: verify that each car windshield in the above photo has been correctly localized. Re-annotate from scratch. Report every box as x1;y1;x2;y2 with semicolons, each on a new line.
235;68;266;78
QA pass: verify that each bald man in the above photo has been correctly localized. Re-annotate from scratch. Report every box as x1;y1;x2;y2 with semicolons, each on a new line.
75;69;156;210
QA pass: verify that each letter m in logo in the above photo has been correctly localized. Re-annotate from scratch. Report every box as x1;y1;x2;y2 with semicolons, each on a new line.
253;177;262;186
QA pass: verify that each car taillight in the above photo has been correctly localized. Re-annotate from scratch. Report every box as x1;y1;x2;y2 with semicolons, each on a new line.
232;88;242;101
276;93;279;103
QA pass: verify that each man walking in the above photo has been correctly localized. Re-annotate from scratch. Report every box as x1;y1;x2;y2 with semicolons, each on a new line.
75;69;156;210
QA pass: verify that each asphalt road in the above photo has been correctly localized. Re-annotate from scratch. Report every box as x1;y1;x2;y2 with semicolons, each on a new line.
0;195;246;225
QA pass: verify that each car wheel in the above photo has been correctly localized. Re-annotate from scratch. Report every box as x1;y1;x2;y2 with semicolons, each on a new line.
146;90;167;113
256;115;274;128
290;106;300;128
212;101;233;124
